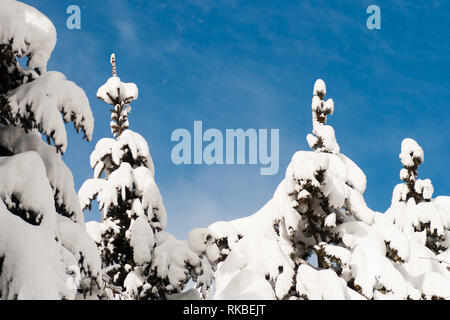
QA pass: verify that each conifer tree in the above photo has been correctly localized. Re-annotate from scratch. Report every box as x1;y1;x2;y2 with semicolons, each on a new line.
394;138;433;204
79;55;219;299
208;79;450;300
386;138;450;256
0;0;101;299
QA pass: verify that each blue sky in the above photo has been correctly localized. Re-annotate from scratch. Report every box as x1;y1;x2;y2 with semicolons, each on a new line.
26;0;449;239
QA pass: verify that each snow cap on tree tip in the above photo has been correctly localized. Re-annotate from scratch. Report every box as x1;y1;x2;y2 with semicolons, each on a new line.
97;54;139;138
0;0;57;72
400;138;424;168
313;79;326;97
97;53;139;106
97;77;139;106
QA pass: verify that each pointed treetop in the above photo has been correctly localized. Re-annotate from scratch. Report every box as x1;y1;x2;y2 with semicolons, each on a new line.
96;54;139;138
393;138;433;203
306;79;340;154
400;138;424;168
313;79;326;98
110;53;117;77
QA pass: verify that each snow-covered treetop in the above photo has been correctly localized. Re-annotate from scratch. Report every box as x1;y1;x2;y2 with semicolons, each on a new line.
0;0;56;73
96;54;139;138
313;79;326;98
97;77;138;106
393;138;433;204
307;79;339;154
400;138;424;168
387;138;449;257
311;79;334;125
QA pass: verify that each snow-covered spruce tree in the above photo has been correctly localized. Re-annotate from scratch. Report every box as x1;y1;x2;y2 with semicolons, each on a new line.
79;55;219;300
385;138;450;258
208;79;450;300
0;0;102;299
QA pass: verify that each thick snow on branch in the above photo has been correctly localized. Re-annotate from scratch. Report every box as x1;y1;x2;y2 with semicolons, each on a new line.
151;238;201;290
0;201;65;299
97;77;138;106
313;79;326;97
79;163;166;230
387;200;449;236
90;129;154;179
0;0;56;72
188;228;221;265
400;138;424;168
0;152;57;227
296;264;363;300
336;219;410;299
119;228;217;299
6;71;94;153
57;215;102;281
386;196;450;262
307;125;340;154
0;126;84;223
414;179;434;200
338;153;367;194
129;216;155;265
209;200;299;300
0;152;101;299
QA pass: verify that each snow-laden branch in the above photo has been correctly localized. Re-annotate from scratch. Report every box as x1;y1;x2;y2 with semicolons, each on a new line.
5;71;94;153
0;126;84;223
0;0;56;72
